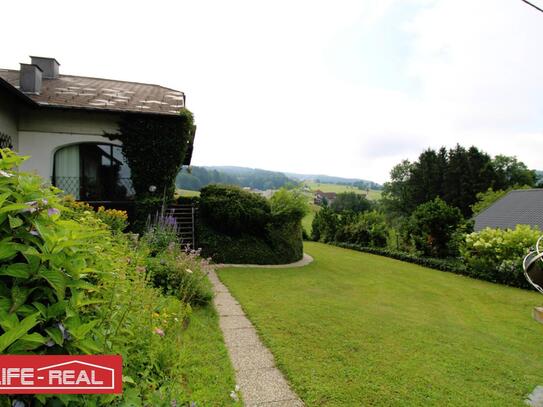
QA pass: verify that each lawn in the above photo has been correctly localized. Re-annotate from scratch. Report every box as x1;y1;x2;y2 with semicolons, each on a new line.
218;242;543;406
175;188;201;197
302;202;320;235
179;305;240;405
306;182;382;200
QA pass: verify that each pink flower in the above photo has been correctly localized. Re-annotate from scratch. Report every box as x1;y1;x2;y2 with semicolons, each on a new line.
47;207;60;217
154;327;165;337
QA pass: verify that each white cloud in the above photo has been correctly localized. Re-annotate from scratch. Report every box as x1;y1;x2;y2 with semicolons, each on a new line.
0;0;541;183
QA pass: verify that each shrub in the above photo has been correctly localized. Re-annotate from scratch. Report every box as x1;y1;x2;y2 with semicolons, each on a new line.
0;150;106;358
96;206;128;232
342;210;389;248
333;242;467;274
331;192;372;213
311;207;338;242
199;185;304;264
146;244;213;306
460;225;540;288
405;197;466;258
61;196;128;233
200;184;271;235
142;210;180;255
270;188;308;221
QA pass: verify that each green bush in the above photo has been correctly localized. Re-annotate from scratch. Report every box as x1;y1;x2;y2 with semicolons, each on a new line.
200;184;271;235
199;186;304;264
311;207;338;242
146;245;213;306
333;242;467;274
330;192;372;213
460;225;540;288
0;150;220;406
342;210;388;248
270;188;308;221
405;197;466;258
0;150;106;359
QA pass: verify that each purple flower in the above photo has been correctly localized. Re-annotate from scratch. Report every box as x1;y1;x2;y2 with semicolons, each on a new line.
29;229;39;236
47;207;60;217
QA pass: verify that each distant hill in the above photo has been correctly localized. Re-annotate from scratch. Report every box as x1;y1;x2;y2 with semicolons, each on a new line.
176;165;382;192
285;172;382;190
176;166;296;191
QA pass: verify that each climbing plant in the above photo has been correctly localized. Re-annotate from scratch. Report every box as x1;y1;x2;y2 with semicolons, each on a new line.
105;109;195;230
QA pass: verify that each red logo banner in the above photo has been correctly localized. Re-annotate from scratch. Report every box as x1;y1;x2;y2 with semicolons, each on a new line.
0;355;122;394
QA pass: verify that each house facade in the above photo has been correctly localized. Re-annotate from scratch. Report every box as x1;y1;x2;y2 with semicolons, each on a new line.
0;56;193;204
314;190;337;206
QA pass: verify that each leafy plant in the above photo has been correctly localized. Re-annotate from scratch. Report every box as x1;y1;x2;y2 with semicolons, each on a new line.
0;149;106;358
146;244;213;306
460;225;540;287
105;111;196;231
404;197;466;258
142;210;180;255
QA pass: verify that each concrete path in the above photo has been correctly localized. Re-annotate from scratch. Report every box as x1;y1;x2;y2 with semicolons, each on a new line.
209;270;304;406
216;253;313;269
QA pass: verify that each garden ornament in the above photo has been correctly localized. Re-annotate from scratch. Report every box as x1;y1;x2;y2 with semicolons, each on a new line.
523;236;543;294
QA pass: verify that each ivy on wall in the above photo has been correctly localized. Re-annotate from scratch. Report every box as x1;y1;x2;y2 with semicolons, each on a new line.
105;109;195;229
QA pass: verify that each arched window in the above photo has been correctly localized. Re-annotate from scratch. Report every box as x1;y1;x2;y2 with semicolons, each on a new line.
53;143;134;201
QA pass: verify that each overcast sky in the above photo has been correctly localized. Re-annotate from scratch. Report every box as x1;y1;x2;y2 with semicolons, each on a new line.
2;0;542;183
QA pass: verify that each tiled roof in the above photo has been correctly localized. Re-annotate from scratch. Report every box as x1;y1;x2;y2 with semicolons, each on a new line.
0;69;185;116
473;189;543;231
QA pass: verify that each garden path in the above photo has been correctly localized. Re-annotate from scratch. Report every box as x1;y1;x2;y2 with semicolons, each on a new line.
209;255;311;406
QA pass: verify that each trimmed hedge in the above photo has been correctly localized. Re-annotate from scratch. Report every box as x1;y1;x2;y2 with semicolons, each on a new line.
333;241;536;290
332;242;467;274
198;185;304;264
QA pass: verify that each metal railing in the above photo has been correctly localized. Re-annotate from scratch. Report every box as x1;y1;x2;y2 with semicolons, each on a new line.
53;176;135;201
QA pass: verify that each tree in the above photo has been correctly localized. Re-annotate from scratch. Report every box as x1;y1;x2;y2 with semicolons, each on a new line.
492;155;536;190
331;192;372;213
381;160;414;216
405;197;465;258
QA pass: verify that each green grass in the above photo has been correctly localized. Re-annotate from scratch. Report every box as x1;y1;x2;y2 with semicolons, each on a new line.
175;188;201;197
306;182;381;200
178;305;240;405
218;242;543;406
302;203;320;235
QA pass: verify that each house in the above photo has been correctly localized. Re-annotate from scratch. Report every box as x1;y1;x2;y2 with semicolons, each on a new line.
314;190;336;205
0;56;194;206
473;189;543;231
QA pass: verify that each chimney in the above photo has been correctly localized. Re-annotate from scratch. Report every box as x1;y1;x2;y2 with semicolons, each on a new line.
19;63;42;94
30;56;60;79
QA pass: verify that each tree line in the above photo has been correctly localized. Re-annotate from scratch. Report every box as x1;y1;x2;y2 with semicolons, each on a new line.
176;166;297;191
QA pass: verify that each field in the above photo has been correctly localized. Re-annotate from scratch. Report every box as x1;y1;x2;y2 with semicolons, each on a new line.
305;182;382;200
218;242;543;406
175;188;201;197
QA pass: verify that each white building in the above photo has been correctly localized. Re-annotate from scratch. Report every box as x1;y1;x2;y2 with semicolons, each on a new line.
0;56;193;204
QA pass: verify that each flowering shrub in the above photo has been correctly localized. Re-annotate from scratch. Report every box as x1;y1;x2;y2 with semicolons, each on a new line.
146;244;213;306
460;225;540;287
61;197;128;233
0;149;105;358
142;211;180;255
96;206;128;233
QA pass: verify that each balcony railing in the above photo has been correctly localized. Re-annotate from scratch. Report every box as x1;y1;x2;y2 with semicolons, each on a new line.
53;176;135;202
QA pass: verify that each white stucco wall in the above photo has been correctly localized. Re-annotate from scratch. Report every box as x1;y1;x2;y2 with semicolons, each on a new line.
0;92;19;150
17;108;121;181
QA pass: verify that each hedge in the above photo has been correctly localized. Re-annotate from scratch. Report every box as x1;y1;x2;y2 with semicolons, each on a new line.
332;241;537;290
332;242;467;274
198;185;304;265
